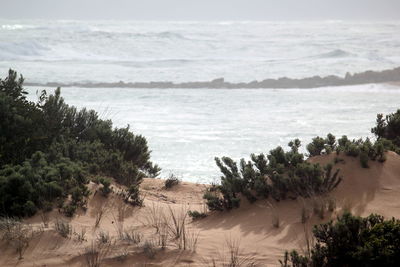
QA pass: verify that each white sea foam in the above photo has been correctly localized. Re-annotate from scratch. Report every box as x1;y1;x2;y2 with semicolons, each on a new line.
1;20;400;83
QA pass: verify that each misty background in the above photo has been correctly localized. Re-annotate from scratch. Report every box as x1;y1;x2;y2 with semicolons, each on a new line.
1;0;399;20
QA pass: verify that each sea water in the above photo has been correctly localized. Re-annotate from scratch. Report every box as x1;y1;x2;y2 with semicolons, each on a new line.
25;85;400;183
1;20;400;84
2;20;400;182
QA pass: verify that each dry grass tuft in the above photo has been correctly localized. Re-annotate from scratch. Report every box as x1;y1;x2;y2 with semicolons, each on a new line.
165;204;188;240
54;218;72;238
143;203;165;233
84;241;111;267
207;237;257;267
120;227;142;245
94;203;109;228
0;217;39;260
185;228;200;252
97;230;111;244
74;227;87;242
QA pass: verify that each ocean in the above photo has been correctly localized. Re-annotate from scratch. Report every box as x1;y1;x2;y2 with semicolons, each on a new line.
2;20;400;182
24;84;400;183
2;20;400;84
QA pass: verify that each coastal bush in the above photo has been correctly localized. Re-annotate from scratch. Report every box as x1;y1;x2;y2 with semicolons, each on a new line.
303;129;397;168
164;174;180;189
307;132;394;167
0;151;86;217
62;203;78;217
306;134;338;156
0;70;160;217
372;110;400;147
206;140;342;210
203;190;224;211
99;177;112;197
281;213;400;267
188;210;207;220
208;124;396;211
306;136;326;156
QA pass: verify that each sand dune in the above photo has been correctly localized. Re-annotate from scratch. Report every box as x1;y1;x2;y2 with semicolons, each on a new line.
1;152;400;266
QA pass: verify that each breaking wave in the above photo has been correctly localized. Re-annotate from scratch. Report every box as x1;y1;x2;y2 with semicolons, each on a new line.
0;41;49;60
315;49;354;59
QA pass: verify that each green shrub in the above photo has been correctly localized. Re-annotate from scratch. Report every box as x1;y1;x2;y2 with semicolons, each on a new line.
280;250;309;267
333;134;394;166
325;133;336;151
345;143;360;157
306;136;326;156
164;174;180;189
99;177;112;197
23;201;37;217
206;140;342;211
281;213;400;267
372;110;400;147
122;184;144;206
62;203;77;217
337;135;350;147
0;70;159;217
188;210;207;220
203;191;224;211
208;125;396;211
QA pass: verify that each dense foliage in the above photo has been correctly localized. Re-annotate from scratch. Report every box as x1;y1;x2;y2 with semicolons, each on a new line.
305;109;400;168
281;213;400;267
371;109;400;147
206;108;400;211
204;140;342;211
0;70;160;217
306;134;394;168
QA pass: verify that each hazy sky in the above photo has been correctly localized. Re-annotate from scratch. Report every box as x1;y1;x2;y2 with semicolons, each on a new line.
1;0;399;20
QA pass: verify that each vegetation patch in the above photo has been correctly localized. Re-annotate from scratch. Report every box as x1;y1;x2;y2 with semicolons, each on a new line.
204;139;342;211
164;174;180;189
280;213;400;267
0;70;160;218
188;210;207;220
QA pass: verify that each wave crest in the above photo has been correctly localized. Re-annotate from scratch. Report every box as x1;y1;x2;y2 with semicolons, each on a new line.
315;49;354;59
0;41;49;60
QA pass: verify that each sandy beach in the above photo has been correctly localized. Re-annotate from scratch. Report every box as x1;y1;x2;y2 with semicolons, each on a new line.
1;151;399;266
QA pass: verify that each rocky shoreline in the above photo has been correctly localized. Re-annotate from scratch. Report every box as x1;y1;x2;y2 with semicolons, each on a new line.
26;67;400;89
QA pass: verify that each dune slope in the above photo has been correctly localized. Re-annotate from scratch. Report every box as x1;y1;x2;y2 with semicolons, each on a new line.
1;152;400;266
